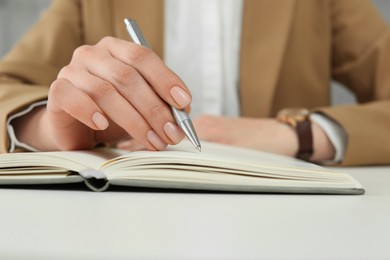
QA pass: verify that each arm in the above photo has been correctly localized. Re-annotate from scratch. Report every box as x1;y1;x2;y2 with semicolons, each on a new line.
0;0;82;153
192;115;336;162
315;0;390;165
1;0;188;153
193;0;390;166
0;76;48;153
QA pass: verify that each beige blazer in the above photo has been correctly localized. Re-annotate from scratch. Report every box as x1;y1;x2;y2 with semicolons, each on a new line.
1;0;390;166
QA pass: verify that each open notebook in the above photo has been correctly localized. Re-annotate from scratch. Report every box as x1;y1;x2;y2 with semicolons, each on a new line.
0;141;364;194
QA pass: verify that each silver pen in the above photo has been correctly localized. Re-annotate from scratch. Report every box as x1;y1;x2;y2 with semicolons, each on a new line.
124;18;201;152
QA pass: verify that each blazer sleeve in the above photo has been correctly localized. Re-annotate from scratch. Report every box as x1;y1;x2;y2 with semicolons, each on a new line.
316;0;390;165
0;0;82;153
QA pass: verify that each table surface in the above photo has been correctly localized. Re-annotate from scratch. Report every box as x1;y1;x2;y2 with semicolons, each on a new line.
0;166;389;260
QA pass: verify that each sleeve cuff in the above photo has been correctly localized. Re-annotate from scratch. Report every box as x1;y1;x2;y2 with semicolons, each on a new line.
310;113;347;163
7;100;47;153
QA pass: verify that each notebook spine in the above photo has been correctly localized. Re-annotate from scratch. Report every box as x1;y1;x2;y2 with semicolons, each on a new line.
79;169;109;192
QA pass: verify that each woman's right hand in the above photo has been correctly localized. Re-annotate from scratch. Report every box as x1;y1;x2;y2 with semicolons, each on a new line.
13;36;189;151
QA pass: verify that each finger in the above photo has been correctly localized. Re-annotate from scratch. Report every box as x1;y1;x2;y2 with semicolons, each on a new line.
65;51;184;145
96;37;192;109
74;54;174;143
94;121;129;144
116;138;146;151
59;67;168;151
48;78;109;131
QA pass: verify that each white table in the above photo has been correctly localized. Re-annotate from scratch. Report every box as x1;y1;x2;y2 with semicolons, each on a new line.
0;167;389;260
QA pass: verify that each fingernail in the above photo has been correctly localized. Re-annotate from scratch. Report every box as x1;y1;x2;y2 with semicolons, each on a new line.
92;112;109;130
170;86;191;108
147;130;167;150
164;122;185;143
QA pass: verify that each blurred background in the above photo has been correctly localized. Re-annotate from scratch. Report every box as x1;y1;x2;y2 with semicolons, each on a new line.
1;0;390;105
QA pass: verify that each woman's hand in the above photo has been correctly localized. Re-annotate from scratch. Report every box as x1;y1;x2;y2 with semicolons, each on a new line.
13;37;188;151
192;115;335;161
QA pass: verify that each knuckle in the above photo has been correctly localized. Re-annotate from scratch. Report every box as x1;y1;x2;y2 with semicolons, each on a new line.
58;66;71;78
128;44;154;63
49;79;66;96
98;36;115;46
148;101;167;119
48;79;74;112
112;67;138;86
91;81;115;99
72;45;94;60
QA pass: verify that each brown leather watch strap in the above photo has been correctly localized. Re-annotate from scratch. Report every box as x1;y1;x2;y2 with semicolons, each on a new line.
296;120;313;161
276;108;314;161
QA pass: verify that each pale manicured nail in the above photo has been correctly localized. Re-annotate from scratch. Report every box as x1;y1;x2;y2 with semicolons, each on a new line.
147;130;167;150
164;122;185;143
92;112;109;130
170;86;191;108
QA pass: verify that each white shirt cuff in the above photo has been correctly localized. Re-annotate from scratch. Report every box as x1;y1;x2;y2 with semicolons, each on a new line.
310;113;347;163
7;100;47;153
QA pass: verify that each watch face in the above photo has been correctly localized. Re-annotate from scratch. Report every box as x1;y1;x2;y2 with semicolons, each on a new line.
277;108;310;127
278;108;310;117
277;108;313;161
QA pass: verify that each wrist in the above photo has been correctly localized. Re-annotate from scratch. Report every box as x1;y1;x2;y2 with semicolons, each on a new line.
310;122;336;162
276;108;336;162
277;108;313;161
275;120;299;157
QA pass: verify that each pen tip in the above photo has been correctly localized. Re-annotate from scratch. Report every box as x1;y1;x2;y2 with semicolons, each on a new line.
196;146;202;152
124;18;131;26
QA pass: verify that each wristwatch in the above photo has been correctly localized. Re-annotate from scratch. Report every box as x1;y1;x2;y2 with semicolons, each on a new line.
276;108;313;161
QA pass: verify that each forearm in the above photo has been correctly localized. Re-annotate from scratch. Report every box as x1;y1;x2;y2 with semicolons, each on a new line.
193;115;336;162
317;101;390;166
